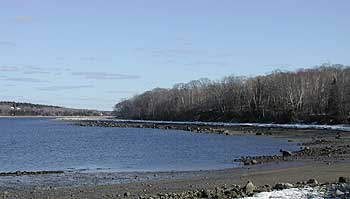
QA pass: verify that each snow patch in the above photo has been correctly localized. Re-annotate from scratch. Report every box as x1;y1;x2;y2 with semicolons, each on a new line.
243;187;325;199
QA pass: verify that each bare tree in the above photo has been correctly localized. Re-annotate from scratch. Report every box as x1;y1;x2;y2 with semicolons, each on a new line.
114;64;350;124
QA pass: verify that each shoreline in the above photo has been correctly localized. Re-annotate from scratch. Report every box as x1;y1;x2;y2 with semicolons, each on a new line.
67;117;350;131
1;118;350;198
2;161;349;198
0;116;112;119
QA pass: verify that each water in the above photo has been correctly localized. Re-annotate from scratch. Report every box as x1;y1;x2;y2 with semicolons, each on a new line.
0;118;298;173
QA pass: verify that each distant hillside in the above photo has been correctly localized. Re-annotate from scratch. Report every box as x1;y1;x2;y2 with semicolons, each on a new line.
0;101;108;116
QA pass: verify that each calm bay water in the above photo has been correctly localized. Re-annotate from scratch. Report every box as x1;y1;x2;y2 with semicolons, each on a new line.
0;118;298;173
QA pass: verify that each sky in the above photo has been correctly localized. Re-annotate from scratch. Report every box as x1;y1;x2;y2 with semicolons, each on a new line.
0;0;349;110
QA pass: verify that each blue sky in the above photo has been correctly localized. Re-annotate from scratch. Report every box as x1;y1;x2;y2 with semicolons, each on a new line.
0;0;349;110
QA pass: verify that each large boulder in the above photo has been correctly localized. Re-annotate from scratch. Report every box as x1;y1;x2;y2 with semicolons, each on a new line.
244;181;256;195
280;150;293;157
199;189;209;198
307;178;318;186
338;176;347;183
123;192;131;197
274;183;294;190
336;190;345;196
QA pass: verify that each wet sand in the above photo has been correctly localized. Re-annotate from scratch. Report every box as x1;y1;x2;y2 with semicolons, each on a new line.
2;162;350;198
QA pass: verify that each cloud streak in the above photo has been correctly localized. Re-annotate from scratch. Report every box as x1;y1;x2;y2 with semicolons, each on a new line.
37;85;93;91
0;41;16;47
0;65;69;75
22;66;53;75
72;72;140;80
0;66;19;72
2;77;49;83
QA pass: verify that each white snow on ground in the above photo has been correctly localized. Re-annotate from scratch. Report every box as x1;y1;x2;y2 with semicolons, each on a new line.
243;187;325;199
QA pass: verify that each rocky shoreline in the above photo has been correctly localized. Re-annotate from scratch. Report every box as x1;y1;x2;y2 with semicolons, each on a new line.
4;175;348;198
0;170;64;177
74;120;349;138
237;142;350;166
135;177;350;199
76;120;233;135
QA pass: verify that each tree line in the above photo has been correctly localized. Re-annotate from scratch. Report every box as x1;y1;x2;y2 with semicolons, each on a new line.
0;102;106;116
114;64;350;124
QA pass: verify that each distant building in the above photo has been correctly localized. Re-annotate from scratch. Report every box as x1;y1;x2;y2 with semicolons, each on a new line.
10;102;21;115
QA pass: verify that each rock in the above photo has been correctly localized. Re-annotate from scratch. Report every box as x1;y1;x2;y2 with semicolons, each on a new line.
199;190;209;198
260;184;272;192
274;183;294;190
229;190;238;198
307;178;318;185
338;176;347;183
336;189;344;196
244;181;256;195
243;160;251;165
251;159;258;165
124;192;131;197
280;150;292;157
215;187;222;195
335;133;341;139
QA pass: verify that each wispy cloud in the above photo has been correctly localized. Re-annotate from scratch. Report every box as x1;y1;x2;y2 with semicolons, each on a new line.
0;66;19;72
2;77;49;83
15;16;33;23
72;72;140;80
0;65;69;75
22;66;52;75
37;85;93;91
3;84;16;87
0;41;16;47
